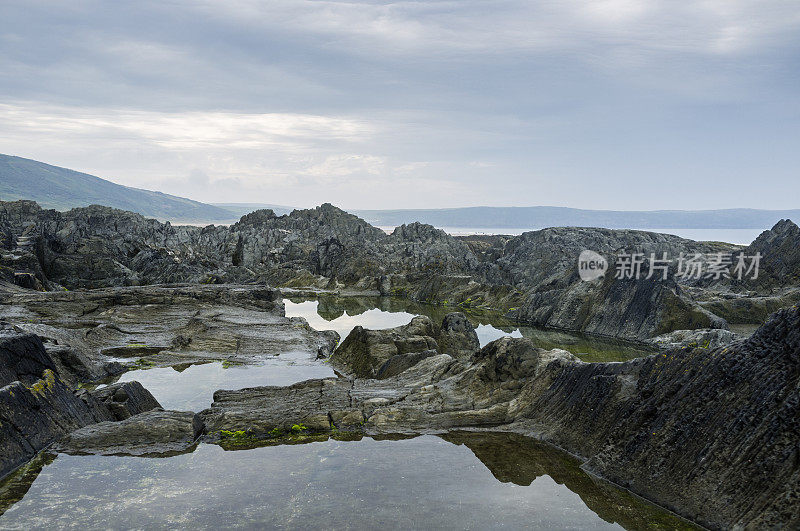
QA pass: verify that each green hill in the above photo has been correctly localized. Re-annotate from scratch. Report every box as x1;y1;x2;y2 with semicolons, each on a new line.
0;154;233;222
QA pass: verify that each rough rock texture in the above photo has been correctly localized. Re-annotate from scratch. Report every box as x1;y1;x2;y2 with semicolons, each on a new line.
206;306;800;529
0;363;114;479
514;305;800;529
740;218;800;289
89;381;161;421
437;312;480;357
0;332;56;386
646;327;742;350
330;316;440;378
0;330;163;479
55;409;202;456
329;313;478;378
6;200;796;340
0;284;339;371
44;344;125;386
201;378;353;438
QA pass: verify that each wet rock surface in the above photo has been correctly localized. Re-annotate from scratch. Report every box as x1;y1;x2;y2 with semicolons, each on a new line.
1;200;799;529
55;409;202;456
0;283;339;481
201;305;800;529
201;378;353;439
0;284;339;371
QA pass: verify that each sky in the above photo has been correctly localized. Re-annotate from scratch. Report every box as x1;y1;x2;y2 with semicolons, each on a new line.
1;0;799;210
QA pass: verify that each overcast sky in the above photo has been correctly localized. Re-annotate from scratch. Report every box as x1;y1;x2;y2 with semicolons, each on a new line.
1;1;799;210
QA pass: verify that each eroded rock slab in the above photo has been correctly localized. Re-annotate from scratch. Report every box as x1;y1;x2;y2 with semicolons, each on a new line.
55;409;202;456
201;379;353;439
0;285;340;373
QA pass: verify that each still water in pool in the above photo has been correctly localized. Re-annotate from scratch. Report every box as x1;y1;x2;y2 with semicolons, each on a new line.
284;295;653;362
95;296;651;418
0;295;690;530
0;433;696;530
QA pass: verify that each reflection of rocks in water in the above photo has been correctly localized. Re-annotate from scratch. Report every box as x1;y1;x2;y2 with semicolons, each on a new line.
441;432;699;530
55;410;203;457
318;296;372;319
0;452;56;517
0;432;693;530
292;293;652;362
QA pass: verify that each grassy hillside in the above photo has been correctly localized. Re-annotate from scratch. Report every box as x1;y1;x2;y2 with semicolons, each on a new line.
0;154;233;222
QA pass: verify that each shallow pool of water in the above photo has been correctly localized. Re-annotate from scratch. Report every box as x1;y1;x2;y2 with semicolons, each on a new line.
104;351;335;411
285;296;653;362
0;432;695;530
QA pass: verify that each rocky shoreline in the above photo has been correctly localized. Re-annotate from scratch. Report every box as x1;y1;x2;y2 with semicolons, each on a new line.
3;200;799;341
1;201;799;528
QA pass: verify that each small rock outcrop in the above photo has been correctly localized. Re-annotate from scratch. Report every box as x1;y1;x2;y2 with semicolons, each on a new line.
330;313;479;379
55;409;203;456
89;381;162;421
330;316;440;378
437;312;480;357
0;331;161;479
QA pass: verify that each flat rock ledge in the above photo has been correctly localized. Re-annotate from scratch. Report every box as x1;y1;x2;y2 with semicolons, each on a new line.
55;409;203;457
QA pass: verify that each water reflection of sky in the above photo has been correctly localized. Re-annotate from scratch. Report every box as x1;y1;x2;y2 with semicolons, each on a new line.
111;354;335;412
0;437;633;530
102;301;530;413
284;298;651;362
285;299;520;348
285;299;417;340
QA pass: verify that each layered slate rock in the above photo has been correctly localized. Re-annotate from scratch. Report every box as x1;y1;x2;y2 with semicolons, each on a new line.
56;409;202;456
2;284;339;371
9;199;798;341
200;378;354;438
44;344;125;386
0;332;57;386
0;369;114;479
205;306;800;529
531;304;800;530
0;331;161;479
740;218;800;289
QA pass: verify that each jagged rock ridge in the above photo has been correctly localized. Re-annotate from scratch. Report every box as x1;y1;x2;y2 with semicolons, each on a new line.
6;200;797;340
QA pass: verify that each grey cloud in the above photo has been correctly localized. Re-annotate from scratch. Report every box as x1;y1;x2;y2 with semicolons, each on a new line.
0;1;799;209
